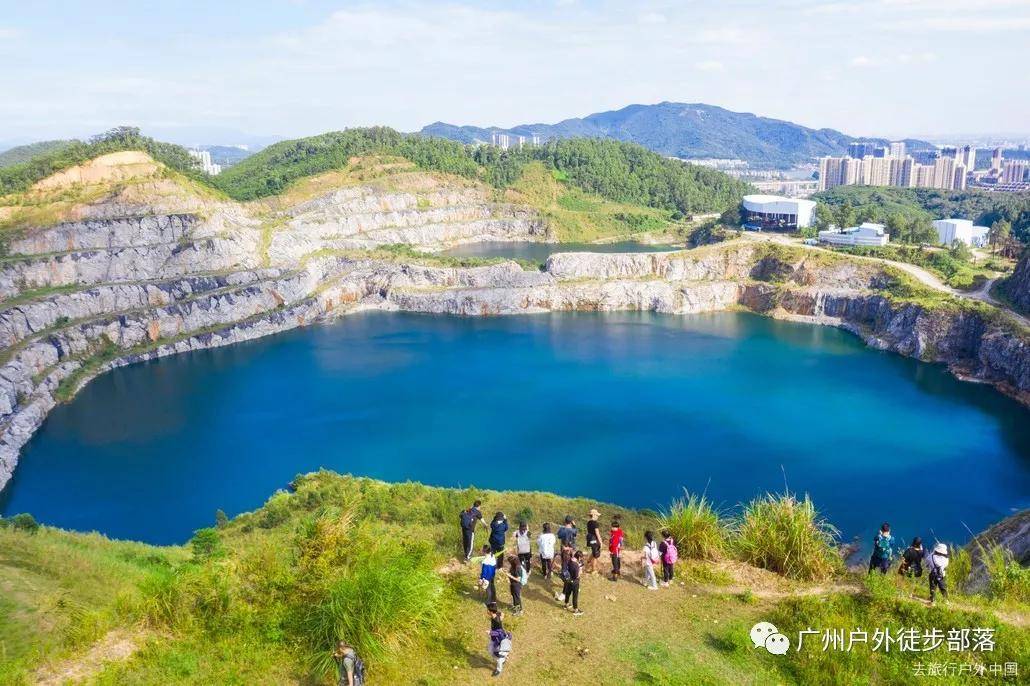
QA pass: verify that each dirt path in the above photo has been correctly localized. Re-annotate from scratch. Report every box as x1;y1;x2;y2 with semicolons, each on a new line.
744;233;1030;328
33;629;148;685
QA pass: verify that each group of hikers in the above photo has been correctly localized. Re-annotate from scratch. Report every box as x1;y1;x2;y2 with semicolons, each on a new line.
867;521;951;603
460;500;678;676
331;508;964;683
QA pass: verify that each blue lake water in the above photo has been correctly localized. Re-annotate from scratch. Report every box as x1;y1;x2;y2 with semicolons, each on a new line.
1;311;1027;546
439;240;679;261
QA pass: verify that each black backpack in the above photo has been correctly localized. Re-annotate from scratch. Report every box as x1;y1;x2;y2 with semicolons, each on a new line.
353;654;365;685
460;509;475;530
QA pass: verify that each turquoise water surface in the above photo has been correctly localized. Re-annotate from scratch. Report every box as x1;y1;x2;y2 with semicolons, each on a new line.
1;311;1027;545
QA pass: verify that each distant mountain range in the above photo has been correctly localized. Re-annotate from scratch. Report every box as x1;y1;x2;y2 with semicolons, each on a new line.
420;102;934;169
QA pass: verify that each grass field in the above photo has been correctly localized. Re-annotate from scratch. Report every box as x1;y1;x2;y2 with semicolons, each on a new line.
1;472;1027;685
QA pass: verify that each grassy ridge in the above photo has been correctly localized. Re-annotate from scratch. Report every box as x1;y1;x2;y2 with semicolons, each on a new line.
1;472;1027;685
0;128;202;197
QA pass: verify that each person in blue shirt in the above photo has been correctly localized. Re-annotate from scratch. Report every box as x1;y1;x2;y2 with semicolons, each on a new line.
478;544;498;604
489;512;509;555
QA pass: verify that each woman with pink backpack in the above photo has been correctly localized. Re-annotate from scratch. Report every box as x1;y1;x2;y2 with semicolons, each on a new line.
657;529;678;587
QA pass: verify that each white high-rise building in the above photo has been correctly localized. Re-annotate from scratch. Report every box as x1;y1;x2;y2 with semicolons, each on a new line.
188;149;222;176
1002;160;1029;183
889;141;906;159
992;147;1004;172
961;145;977;171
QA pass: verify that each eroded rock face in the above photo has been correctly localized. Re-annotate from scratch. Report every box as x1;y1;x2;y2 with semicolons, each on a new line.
1;163;1028;491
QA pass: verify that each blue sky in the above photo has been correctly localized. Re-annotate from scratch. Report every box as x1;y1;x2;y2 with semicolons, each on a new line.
1;0;1028;144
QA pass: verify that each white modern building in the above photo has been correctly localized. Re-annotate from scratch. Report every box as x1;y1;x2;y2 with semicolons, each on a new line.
932;218;990;248
741;194;816;230
818;222;890;247
187;149;222;176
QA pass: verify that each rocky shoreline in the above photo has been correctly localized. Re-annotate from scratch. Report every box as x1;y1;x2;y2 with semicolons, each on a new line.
1;156;1027;490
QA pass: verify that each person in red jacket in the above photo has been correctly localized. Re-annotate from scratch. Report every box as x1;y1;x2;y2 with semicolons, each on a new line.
608;518;625;582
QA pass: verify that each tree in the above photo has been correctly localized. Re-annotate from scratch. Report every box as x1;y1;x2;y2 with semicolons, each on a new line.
990;219;1012;256
814;204;835;231
856;205;880;224
949;240;973;262
886;213;911;243
909;218;938;245
833;201;855;232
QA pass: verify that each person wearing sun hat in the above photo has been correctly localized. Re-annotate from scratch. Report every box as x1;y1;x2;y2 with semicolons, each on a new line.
927;542;950;603
584;508;602;574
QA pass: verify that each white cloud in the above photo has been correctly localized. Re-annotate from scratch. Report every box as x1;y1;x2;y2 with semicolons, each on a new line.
0;27;20;40
638;12;667;25
918;16;1030;31
898;51;936;63
849;55;877;67
694;60;726;72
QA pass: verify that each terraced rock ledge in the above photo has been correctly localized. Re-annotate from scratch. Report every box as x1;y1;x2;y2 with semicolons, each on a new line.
1;152;1027;489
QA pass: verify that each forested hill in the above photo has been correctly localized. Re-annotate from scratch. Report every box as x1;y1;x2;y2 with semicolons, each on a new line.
0;126;749;218
0;140;77;168
421;102;933;169
211;127;750;215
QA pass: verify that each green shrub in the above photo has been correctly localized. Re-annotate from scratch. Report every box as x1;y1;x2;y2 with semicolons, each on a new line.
984;545;1030;603
259;490;293;528
1;513;40;533
733;493;841;581
190;528;224;561
214;509;229;528
656;490;728;560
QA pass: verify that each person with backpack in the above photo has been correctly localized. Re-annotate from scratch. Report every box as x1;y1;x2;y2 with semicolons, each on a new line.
504;555;527;615
657;529;678;587
489;512;509;556
868;522;893;574
927;543;950;603
478;544;498;604
333;640;365;686
513;520;532;573
558;536;574;588
898;537;924;578
556;515;577;550
460;500;484;563
584;508;602;574
537;522;557;578
562;550;584;616
486;602;513;677
608;518;625;582
641;530;660;590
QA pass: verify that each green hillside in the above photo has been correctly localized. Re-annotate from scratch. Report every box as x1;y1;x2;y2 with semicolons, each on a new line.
1;472;1027;685
0;140;77;168
0;128;202;196
212;127;749;216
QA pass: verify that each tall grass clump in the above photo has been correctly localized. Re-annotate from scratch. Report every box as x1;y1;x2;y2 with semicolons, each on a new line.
984;544;1030;604
297;545;447;676
734;492;842;581
656;490;728;560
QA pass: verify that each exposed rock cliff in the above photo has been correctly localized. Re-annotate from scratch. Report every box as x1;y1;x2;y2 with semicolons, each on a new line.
0;153;1027;490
